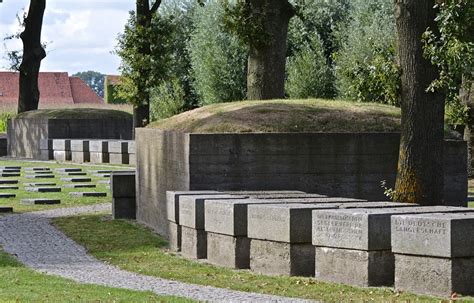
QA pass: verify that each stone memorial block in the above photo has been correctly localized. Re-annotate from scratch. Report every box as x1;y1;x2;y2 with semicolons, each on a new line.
108;141;128;154
112;197;136;219
24;182;56;187
52;139;71;151
165;190;220;223
56;168;82;172
53;150;72;162
33;171;53;174
129;153;136;165
312;206;474;287
97;180;110;184
0;186;18;190
111;172;136;198
69;192;107;197
109;153;129;165
207;232;250;269
0;166;21;170
25;187;61;193
64;183;96;188
21;198;61;205
168;221;181;251
90;140;109;163
392;212;474;297
89;170;113;174
25;175;55;179
0;193;15;198
0;180;18;184
60;172;87;176
71;140;89;152
61;177;92;183
93;173;111;178
0;206;13;213
0;173;20;177
128;141;136;154
181;226;207;259
25;167;50;171
72;152;90;163
0;169;20;173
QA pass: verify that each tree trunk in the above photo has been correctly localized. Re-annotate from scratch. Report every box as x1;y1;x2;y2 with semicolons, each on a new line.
393;0;445;205
17;0;46;113
134;0;153;128
462;78;474;176
246;0;294;100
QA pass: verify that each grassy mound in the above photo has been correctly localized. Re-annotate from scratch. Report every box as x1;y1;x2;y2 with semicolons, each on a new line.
148;99;401;133
15;108;132;120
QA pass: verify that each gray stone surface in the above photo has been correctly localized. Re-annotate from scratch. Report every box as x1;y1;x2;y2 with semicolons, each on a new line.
179;194;247;229
109;141;128;154
24;182;56;187
181;226;207;259
128;141;136;154
72;151;90;163
248;202;415;243
52;139;71;151
0;179;18;184
166;191;221;223
60;172;87;176
129;154;136;166
0;204;308;302
25;167;50;171
109;153;129;165
39;149;54;160
313;206;474;250
135;130;468;238
111;172;136;198
112;197;136;219
391;212;474;258
97;180;110;184
33;171;55;175
0;206;13;213
61;177;92;183
395;254;474;297
315;247;394;287
250;239;314;276
25;187;61;193
71;140;89;152
53;150;72;162
21;198;61;205
89;141;109;152
168;221;181;252
89;170;113;174
26;174;55;179
247;193;329;199
93;173;111;178
0;193;16;198
207;232;250;269
0;186;19;190
0;173;20;177
56;168;82;172
90;152;109;164
0;169;20;173
69;192;107;197
63;184;96;189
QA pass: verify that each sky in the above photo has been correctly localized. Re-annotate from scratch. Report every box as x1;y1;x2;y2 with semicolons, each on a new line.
0;0;135;75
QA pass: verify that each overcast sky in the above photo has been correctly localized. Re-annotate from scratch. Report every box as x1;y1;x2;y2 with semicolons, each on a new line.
0;0;135;75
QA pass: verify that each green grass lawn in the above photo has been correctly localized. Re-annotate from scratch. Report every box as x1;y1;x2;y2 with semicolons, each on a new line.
0;249;192;302
0;159;131;213
54;214;474;302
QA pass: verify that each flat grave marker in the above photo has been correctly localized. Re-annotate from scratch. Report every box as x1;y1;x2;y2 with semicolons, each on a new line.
20;198;61;205
69;192;107;197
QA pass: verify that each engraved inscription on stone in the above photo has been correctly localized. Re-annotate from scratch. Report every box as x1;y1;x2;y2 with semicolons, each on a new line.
392;218;447;236
314;213;363;241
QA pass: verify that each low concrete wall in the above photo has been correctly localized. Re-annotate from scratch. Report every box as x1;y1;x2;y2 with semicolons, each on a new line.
8;117;133;159
135;130;468;236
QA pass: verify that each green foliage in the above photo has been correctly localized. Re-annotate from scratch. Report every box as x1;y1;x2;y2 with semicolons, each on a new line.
423;0;474;125
286;33;334;98
72;71;105;97
104;77;127;104
150;78;186;121
0;112;14;133
115;11;173;107
188;1;247;105
334;0;400;105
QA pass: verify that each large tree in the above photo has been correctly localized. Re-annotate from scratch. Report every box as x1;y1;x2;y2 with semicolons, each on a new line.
17;0;46;113
393;0;445;205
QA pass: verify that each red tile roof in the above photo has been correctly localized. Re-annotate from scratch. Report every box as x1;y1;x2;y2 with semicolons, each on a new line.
0;71;103;105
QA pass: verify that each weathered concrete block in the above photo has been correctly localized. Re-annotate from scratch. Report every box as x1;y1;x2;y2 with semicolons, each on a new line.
315;247;394;287
168;221;181;252
128;141;136;154
60;172;87;176
395;254;474;297
391;212;474;258
248;202;415;243
181;226;207;259
89;140;109;153
109;141;128;154
63;183;96;188
61;177;91;183
207;232;250;269
71;140;89;152
39;139;52;150
53;150;72;162
129;154;136;166
0;180;18;184
314;206;474;251
25;187;61;193
179;194;247;229
0;186;18;190
90;152;109;164
0;173;20;177
21;198;61;205
56;168;82;172
25;174;55;179
112;197;136;219
69;192;107;197
0;193;16;198
33;171;54;175
72;151;90;163
166;191;221;223
25;167;50;171
111;171;136;198
52;139;71;151
0;206;13;213
250;239;314;276
39;149;53;160
109;153;129;165
24;182;55;187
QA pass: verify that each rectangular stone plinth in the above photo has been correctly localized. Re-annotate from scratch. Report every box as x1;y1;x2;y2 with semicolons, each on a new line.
90;152;109;164
33;171;54;175
64;184;96;188
250;239;314;276
313;206;474;251
392;212;474;258
52;139;71;151
53;150;72;162
70;192;107;197
110;153;129;165
71;140;89;152
60;172;87;176
168;221;181;252
395;254;474;297
56;168;82;173
21;199;61;205
111;172;136;198
72;151;90;163
181;226;207;259
0;173;20;177
315;246;394;287
0;206;13;213
207;232;250;269
178;194;247;229
24;182;55;187
0;185;18;190
0;180;17;184
112;197;136;219
165;191;220;223
61;177;92;183
0;193;16;198
25;187;61;193
25;174;55;179
25;167;50;171
89;140;108;152
109;141;128;153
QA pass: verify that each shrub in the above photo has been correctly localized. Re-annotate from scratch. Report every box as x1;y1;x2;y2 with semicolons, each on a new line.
334;0;400;105
0;112;15;133
187;1;247;105
150;79;186;121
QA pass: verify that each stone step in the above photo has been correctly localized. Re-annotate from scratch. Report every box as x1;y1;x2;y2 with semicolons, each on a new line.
0;206;13;213
63;183;96;189
69;192;107;197
21;198;61;205
0;186;19;190
0;193;16;198
0;180;18;185
61;178;92;183
25;175;55;179
25;187;61;193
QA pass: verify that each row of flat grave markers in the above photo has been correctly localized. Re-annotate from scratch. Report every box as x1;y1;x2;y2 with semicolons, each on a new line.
0;166;111;210
166;191;474;298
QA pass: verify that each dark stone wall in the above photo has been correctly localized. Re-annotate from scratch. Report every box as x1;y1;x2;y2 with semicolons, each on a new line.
136;130;468;237
7;117;133;158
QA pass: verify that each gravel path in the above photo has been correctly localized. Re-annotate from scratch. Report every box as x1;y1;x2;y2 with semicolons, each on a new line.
0;204;311;302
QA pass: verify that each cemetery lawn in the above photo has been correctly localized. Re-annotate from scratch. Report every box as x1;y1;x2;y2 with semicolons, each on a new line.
0;160;131;212
0;249;191;302
149;99;401;133
54;214;474;302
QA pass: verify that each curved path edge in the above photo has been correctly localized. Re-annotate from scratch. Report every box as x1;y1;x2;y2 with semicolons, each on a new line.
0;204;312;302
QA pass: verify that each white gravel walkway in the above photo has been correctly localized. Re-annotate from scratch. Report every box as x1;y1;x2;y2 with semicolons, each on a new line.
0;204;311;302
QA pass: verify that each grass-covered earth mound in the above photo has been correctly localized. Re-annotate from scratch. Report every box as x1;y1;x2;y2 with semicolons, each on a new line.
15;108;132;120
149;99;401;133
